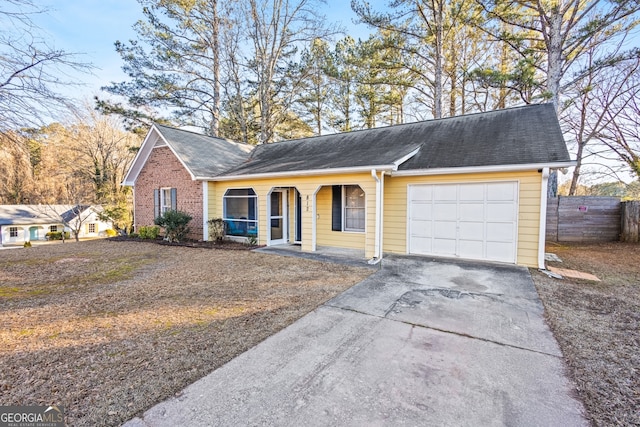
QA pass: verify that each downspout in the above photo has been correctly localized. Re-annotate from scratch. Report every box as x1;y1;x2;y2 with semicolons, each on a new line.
369;169;383;265
538;168;550;269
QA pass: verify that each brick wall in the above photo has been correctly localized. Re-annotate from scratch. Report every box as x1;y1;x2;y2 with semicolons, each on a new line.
135;146;204;240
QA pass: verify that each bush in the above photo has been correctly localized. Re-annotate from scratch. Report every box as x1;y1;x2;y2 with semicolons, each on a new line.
45;231;71;240
154;210;192;243
208;218;226;242
138;225;160;240
105;229;118;237
23;241;32;248
129;233;139;239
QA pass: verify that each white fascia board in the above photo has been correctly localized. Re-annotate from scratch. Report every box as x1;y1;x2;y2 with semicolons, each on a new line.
198;164;397;181
390;161;576;177
392;147;421;169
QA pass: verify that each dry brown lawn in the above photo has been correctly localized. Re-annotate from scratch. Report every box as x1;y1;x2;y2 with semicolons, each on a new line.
0;239;372;426
531;242;640;427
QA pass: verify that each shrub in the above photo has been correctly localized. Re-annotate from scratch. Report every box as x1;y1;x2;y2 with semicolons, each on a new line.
208;218;226;242
138;225;160;240
129;233;139;239
45;232;70;240
23;241;32;248
154;210;192;243
105;229;118;237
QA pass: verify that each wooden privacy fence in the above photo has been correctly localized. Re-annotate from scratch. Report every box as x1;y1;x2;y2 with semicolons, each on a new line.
546;196;621;242
621;201;640;242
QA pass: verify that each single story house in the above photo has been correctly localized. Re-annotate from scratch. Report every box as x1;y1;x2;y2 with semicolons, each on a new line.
123;104;574;268
0;205;112;246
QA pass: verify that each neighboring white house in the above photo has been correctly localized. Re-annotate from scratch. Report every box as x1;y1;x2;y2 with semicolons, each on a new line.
0;205;113;246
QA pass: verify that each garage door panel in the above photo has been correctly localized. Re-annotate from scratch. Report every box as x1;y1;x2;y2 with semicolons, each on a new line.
485;241;515;261
411;203;432;220
411;236;432;253
459;184;485;200
433;221;457;238
487;203;516;221
487;182;517;201
458;240;484;259
433;203;456;219
459;203;484;221
410;219;432;238
432;238;456;255
459;222;484;240
411;186;433;201
487;222;515;242
434;186;457;201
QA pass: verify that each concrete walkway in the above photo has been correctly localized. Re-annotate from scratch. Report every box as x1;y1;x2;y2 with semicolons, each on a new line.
125;256;587;427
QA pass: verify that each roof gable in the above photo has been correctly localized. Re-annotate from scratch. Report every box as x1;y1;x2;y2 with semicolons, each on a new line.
122;124;253;185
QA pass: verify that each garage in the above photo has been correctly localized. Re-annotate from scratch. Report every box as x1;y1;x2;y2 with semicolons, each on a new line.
408;182;519;263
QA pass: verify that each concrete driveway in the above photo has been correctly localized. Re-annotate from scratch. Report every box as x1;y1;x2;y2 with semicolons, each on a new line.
125;256;587;426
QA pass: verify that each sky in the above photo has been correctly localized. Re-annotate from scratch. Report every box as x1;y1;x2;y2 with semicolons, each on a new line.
30;0;380;101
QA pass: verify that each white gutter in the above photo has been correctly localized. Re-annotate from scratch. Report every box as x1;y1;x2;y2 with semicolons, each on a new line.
368;169;383;265
538;168;550;269
197;164;397;182
202;182;209;241
390;161;576;177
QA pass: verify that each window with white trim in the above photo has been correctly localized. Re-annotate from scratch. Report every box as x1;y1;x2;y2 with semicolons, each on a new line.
344;185;366;231
49;225;58;232
160;188;173;214
9;227;18;237
331;185;365;232
88;223;96;233
223;188;258;237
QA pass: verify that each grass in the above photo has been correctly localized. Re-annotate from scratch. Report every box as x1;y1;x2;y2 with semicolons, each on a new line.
0;239;372;426
531;242;640;426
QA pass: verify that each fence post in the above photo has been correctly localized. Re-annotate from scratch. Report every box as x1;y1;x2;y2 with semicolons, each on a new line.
621;201;640;243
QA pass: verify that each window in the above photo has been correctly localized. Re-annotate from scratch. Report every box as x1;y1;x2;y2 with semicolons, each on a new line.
160;188;173;214
154;188;176;218
223;188;258;237
332;185;365;232
49;225;58;233
88;223;96;233
344;185;366;231
9;227;18;238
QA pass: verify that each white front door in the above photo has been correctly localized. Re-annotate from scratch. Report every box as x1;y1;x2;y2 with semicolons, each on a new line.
268;190;288;245
408;182;519;263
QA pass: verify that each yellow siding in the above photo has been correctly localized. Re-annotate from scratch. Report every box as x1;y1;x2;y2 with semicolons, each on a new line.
383;171;543;268
207;173;378;258
208;169;544;267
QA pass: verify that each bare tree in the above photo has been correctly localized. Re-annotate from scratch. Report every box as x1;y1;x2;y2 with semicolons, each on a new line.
0;0;92;133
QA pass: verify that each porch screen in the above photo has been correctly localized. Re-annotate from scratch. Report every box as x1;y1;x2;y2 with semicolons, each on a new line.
223;188;258;237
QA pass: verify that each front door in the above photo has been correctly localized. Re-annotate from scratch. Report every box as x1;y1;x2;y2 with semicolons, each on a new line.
29;226;39;241
268;190;288;245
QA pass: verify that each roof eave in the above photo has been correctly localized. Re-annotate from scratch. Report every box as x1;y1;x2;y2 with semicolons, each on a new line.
391;161;577;177
199;164;398;181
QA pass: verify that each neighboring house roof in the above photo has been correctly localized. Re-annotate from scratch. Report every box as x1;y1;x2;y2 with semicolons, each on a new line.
0;205;99;226
218;104;572;179
122;124;253;185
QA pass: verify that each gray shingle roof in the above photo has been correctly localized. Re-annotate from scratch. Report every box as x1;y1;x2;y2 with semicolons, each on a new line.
219;104;571;177
155;125;253;178
0;205;77;226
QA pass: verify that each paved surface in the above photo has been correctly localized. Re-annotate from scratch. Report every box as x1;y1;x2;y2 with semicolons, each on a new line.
124;256;587;427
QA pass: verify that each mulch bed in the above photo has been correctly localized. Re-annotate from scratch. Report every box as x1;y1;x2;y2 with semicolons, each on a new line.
107;235;260;250
531;242;640;426
0;239;372;426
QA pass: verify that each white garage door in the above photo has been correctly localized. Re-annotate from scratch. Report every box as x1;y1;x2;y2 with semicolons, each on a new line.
408;182;518;263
